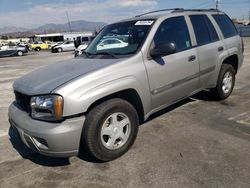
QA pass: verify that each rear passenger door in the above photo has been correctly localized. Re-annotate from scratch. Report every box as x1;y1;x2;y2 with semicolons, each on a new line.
212;14;242;58
145;16;200;109
189;14;225;88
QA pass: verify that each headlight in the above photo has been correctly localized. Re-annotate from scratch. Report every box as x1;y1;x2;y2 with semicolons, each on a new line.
30;95;63;121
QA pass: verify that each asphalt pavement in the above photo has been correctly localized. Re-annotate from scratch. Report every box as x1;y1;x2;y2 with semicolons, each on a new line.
0;40;250;188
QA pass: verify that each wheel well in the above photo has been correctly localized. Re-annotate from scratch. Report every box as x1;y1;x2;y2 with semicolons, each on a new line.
222;55;238;73
86;89;144;124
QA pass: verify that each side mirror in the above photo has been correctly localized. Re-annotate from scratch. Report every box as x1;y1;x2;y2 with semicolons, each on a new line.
150;43;176;58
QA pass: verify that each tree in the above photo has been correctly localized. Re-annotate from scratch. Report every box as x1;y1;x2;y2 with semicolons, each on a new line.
0;36;8;40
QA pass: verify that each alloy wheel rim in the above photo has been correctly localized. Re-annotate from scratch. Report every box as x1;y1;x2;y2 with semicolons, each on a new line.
101;112;131;150
222;71;233;94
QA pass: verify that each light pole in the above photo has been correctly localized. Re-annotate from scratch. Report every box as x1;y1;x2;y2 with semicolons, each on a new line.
215;0;219;10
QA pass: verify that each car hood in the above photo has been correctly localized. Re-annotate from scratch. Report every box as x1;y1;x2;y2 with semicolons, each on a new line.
13;57;120;96
54;45;62;48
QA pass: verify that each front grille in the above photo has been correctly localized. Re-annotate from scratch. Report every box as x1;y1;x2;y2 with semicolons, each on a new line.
14;91;31;113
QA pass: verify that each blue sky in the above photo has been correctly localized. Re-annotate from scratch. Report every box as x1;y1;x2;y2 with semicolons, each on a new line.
0;0;249;28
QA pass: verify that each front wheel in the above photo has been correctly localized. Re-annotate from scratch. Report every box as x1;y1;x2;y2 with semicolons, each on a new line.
57;48;62;53
211;64;235;100
81;99;139;161
17;51;23;56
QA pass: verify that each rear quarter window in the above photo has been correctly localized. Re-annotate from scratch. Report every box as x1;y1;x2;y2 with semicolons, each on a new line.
212;14;238;38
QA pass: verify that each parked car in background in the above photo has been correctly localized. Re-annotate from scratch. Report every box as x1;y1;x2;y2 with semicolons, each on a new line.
31;41;51;51
96;38;128;50
0;45;28;57
17;42;32;51
75;44;88;56
51;42;63;48
51;41;75;53
50;42;64;52
75;36;95;56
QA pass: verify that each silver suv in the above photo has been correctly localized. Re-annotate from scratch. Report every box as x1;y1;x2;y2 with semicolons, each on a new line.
9;9;244;161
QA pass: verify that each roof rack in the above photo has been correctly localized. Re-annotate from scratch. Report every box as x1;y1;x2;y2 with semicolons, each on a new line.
135;8;184;17
135;8;220;17
173;8;220;12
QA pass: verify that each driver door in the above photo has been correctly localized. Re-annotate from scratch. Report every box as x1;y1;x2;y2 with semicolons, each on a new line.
144;16;200;109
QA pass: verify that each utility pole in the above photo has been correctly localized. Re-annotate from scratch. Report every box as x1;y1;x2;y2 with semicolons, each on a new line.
215;0;219;10
66;11;73;40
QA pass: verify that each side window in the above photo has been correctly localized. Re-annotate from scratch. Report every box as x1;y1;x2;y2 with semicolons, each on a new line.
103;40;109;45
203;15;219;42
112;40;121;44
153;16;191;52
82;37;89;42
212;14;238;38
190;15;218;46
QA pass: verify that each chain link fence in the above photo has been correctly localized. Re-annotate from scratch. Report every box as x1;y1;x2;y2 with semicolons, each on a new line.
235;24;250;37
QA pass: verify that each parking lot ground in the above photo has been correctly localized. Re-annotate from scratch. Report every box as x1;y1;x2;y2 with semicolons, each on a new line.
0;39;250;188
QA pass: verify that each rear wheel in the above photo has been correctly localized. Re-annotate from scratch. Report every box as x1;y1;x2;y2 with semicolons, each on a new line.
35;47;41;51
81;99;139;161
210;64;235;100
17;51;23;56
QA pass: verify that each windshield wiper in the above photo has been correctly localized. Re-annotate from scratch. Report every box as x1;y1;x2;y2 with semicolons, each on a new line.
94;52;118;58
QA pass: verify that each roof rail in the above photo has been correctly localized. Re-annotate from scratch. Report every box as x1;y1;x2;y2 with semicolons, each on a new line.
135;8;184;17
135;8;221;17
173;8;220;13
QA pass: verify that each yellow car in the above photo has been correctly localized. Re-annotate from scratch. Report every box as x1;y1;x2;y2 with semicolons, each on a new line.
31;41;51;51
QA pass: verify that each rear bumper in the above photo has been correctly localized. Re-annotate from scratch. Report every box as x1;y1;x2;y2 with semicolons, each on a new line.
8;103;85;157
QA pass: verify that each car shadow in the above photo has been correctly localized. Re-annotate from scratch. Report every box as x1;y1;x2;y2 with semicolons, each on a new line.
8;127;70;167
145;97;194;123
191;90;218;101
8;126;103;166
77;149;104;163
145;90;217;123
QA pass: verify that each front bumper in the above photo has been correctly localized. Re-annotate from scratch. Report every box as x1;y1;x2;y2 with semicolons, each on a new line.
8;103;85;157
51;47;59;53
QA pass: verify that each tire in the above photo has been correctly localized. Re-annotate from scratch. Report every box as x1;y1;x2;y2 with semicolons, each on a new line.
57;48;63;53
81;98;139;161
211;64;235;100
17;51;23;56
35;47;41;51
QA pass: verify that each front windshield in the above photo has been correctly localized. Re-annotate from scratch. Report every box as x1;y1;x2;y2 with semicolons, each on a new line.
85;20;154;58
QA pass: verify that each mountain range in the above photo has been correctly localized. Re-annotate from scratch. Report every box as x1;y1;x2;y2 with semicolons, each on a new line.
0;20;107;36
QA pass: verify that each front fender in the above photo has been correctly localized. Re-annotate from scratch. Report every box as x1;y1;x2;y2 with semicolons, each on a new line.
80;76;149;112
53;52;151;118
58;76;151;117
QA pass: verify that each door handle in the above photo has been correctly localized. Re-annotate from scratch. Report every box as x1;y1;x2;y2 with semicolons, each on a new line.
188;55;196;62
218;46;224;52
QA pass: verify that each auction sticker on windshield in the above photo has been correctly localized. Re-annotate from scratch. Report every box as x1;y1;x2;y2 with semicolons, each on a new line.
135;20;154;25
